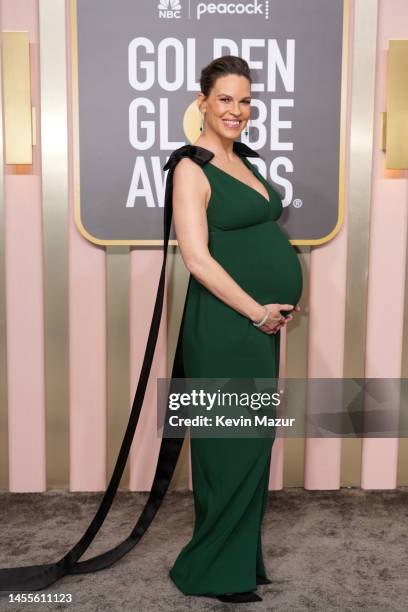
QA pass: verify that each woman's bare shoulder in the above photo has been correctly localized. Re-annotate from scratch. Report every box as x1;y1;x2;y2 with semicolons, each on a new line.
172;155;206;176
173;157;211;207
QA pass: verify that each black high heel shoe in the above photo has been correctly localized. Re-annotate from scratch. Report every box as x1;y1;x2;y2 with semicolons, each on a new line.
216;591;263;603
256;574;272;585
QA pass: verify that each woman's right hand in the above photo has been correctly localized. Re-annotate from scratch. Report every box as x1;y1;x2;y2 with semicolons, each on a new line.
254;303;294;335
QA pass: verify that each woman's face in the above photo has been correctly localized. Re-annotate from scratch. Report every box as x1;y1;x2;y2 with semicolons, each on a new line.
197;74;251;138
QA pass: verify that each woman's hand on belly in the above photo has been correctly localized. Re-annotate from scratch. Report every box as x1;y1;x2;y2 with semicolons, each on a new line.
259;303;301;335
253;302;293;334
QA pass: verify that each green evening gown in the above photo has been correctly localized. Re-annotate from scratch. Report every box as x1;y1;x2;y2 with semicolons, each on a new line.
169;142;303;596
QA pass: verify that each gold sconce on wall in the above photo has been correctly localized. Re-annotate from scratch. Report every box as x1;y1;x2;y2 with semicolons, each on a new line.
381;40;408;170
1;31;35;165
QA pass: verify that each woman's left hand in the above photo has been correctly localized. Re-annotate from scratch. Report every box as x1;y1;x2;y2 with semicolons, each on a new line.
271;304;301;334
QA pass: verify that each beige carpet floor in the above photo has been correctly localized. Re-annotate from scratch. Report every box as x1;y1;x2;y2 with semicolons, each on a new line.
0;488;407;611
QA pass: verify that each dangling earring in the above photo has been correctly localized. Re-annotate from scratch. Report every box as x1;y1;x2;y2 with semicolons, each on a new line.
199;111;205;132
244;118;250;137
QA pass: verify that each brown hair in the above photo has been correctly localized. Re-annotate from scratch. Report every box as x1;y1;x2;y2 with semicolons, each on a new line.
199;55;252;98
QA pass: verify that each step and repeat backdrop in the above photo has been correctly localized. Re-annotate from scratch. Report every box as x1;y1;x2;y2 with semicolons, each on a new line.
72;0;347;245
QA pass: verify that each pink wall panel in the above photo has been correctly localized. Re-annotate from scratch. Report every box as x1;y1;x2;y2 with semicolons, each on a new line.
305;233;348;490
5;175;46;491
68;225;107;491
129;250;168;491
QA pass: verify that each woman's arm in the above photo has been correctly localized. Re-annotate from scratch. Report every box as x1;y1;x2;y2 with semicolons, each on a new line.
172;157;266;324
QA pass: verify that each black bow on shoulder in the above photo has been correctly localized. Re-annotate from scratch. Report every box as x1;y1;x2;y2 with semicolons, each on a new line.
163;144;214;171
163;140;260;172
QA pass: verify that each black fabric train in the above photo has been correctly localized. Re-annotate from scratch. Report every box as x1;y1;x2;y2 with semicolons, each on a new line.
0;141;260;593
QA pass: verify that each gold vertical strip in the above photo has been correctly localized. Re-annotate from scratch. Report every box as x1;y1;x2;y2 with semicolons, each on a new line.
283;248;310;487
379;111;386;151
386;40;408;169
31;106;36;146
1;31;33;164
398;194;408;485
341;0;379;486
0;43;9;490
106;246;130;489
39;0;69;488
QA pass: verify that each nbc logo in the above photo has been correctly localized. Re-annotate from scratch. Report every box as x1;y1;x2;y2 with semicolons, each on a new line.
158;0;182;18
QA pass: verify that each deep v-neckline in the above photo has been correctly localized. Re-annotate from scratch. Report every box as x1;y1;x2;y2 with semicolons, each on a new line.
193;143;270;204
208;159;270;204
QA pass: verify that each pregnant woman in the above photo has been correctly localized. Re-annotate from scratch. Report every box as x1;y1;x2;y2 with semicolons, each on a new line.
167;55;303;604
0;54;302;600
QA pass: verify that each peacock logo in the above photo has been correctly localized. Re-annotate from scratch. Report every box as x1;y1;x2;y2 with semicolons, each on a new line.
158;0;182;18
196;0;268;20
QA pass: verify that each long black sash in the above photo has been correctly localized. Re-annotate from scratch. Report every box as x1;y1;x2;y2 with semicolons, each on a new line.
0;141;258;593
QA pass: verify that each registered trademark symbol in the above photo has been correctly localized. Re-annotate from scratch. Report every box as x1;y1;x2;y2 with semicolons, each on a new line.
293;198;303;208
